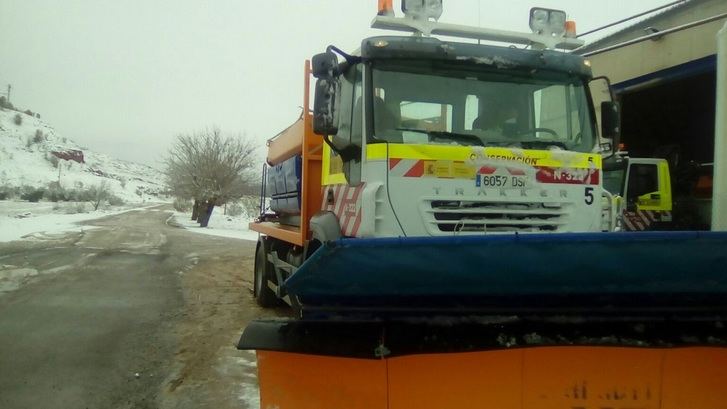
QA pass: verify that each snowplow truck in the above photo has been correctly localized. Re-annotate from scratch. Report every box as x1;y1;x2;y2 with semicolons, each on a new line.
240;2;727;408
251;8;623;310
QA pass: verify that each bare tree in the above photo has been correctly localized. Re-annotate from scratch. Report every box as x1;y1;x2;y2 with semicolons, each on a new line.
165;128;257;227
86;181;111;211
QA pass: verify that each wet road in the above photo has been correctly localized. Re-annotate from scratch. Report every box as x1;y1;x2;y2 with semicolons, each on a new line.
0;206;274;408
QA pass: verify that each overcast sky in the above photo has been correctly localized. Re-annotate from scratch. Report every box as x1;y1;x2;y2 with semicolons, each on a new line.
1;0;674;167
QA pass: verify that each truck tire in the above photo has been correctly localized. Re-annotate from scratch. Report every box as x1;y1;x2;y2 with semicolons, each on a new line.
254;239;278;308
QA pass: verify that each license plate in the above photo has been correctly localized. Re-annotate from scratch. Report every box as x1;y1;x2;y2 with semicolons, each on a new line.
476;174;527;188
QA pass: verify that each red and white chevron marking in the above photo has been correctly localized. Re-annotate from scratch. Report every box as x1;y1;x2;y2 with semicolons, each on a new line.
623;210;672;231
388;158;424;177
321;184;365;237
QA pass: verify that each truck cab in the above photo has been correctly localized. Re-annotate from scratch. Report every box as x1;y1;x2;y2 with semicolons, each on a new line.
253;4;622;307
314;35;619;239
604;156;673;230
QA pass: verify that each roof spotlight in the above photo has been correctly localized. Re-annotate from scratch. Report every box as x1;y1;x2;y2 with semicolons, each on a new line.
401;0;443;21
529;7;567;37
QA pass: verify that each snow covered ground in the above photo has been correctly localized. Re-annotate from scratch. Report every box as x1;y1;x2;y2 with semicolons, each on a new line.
0;108;261;243
171;207;258;242
1;200;259;244
0;200;156;242
0;108;167;203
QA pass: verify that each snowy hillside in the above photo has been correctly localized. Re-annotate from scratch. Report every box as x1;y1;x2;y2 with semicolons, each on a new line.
0;108;166;203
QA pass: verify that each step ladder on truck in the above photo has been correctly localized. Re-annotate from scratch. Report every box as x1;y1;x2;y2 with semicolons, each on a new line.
239;2;727;408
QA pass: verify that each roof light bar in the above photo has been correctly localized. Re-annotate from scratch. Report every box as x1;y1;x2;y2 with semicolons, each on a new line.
371;2;584;50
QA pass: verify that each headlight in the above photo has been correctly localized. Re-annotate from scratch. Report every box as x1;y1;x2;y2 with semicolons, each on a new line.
529;7;567;36
402;0;443;21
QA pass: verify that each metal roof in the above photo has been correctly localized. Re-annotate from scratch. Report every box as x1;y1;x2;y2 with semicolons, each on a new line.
576;0;710;54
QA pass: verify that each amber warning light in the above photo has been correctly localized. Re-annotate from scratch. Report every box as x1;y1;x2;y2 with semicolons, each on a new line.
565;20;577;38
378;0;394;16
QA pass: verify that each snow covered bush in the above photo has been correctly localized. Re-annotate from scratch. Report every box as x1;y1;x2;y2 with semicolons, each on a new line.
75;202;87;213
226;201;244;217
62;190;75;201
48;155;60;168
0;184;19;200
81;181;111;210
240;196;259;218
45;183;68;202
173;197;191;212
63;202;87;214
20;186;45;202
13;114;22;126
107;194;124;206
33;129;44;144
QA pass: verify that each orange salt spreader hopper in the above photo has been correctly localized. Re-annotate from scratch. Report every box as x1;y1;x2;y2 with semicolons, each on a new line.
249;60;323;247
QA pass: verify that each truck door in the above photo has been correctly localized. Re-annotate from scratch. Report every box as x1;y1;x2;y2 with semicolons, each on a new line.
622;161;672;230
319;64;365;237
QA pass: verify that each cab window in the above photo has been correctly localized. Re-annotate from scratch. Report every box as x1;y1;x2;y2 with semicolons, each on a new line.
627;164;658;203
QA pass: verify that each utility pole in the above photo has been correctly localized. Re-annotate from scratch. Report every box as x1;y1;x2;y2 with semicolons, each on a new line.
6;84;10;103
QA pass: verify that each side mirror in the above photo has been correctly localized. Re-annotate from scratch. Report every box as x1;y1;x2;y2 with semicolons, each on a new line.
588;76;619;157
313;78;340;136
311;51;339;79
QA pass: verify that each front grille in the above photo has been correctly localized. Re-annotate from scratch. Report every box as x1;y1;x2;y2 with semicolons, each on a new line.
425;199;570;233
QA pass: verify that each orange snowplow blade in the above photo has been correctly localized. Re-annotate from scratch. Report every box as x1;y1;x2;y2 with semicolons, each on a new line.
256;347;727;409
256;352;388;409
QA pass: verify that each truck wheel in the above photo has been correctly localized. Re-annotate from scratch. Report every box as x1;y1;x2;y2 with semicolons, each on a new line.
254;239;277;308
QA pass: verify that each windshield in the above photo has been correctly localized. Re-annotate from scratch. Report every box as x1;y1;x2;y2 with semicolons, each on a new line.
371;61;596;152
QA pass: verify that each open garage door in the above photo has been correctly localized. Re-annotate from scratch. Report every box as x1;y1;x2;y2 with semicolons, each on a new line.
615;63;716;229
617;68;716;163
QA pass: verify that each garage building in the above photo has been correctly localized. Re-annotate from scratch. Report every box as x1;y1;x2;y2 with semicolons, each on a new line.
577;0;727;228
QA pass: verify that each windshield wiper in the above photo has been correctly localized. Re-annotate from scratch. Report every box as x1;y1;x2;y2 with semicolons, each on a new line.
519;140;568;150
395;128;484;146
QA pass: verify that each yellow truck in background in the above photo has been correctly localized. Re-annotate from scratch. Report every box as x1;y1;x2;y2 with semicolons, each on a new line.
604;154;713;230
